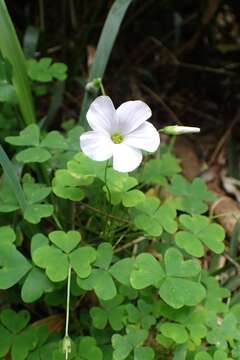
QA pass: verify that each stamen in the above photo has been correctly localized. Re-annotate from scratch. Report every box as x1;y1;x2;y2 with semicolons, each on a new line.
111;133;123;144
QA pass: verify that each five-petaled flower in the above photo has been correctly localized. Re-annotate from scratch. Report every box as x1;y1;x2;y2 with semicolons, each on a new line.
80;96;160;172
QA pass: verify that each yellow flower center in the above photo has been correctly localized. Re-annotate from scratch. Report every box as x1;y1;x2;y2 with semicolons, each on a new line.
111;132;123;144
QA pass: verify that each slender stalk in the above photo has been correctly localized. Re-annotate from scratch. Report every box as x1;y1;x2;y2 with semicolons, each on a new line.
63;264;72;360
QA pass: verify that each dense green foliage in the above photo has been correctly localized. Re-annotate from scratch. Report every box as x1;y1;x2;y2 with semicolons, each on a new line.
0;1;239;359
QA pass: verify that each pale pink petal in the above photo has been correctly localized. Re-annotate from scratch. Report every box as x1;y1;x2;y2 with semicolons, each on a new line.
116;100;152;134
80;131;113;161
112;143;142;172
86;96;118;133
123;121;160;152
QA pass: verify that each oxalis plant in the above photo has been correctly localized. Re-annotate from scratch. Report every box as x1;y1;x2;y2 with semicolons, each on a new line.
1;74;240;360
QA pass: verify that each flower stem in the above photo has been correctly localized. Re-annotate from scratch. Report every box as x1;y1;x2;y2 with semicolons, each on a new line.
63;264;72;360
104;160;111;204
99;79;106;96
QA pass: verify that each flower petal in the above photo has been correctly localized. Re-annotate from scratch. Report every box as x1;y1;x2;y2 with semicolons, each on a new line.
116;100;152;134
86;96;117;133
80;131;113;161
112;143;142;172
123;121;160;152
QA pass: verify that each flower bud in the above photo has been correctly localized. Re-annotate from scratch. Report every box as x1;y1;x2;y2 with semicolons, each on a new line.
162;125;200;135
62;335;71;358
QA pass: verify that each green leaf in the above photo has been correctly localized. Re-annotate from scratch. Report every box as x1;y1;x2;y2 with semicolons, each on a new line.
0;309;30;333
23;179;51;204
0;324;11;357
110;258;135;286
169;175;215;214
40;131;68;150
0;226;15;244
90;307;108;329
175;214;225;257
24;204;53;224
5;124;39;146
195;353;212;360
33;245;69;282
79;269;117;300
130;253;165;289
164;248;201;277
49;63;68;81
77;337;103;360
141;153;181;185
112;334;132;360
132;198;177;236
0;244;31;289
16;147;51;163
49;230;81;254
160;277;206;309
27;58;67;82
52;169;86;201
21;267;53;303
134;347;155;360
159;323;189;344
95;243;113;270
122;189;145;207
0;1;36;125
0;83;18;103
0;146;27;212
159;248;206;308
70;246;96;278
11;327;37;360
80;0;133;127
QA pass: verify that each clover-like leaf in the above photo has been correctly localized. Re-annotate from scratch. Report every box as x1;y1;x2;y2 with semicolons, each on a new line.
33;245;69;282
110;258;135;286
0;244;31;289
78;269;117;300
141;152;181;185
40;131;68;150
175;214;225;257
77;336;103;360
5;124;40;146
24;204;53;224
21;267;53;303
49;230;81;254
0;309;37;360
164;247;201;277
134;347;155;360
169;175;215;214
130;253;165;289
70;246;96;278
23;178;51;204
0;226;16;244
95;243;113;270
132;197;177;236
16;147;51;163
52;170;86;201
159;248;206;308
159;323;189;344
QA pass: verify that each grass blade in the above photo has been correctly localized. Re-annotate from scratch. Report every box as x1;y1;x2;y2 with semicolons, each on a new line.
0;0;36;125
0;144;27;212
79;0;133;127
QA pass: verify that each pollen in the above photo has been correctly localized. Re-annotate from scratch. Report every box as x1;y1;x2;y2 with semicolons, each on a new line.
111;132;123;144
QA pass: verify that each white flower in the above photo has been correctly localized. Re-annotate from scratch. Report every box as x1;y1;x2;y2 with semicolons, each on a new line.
80;96;160;172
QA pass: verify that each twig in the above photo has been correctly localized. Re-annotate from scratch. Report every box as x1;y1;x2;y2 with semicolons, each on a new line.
81;203;130;225
114;236;146;254
209;108;240;165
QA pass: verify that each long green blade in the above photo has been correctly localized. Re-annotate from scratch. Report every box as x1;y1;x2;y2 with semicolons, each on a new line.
79;0;133;127
0;0;36;125
0;144;27;212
